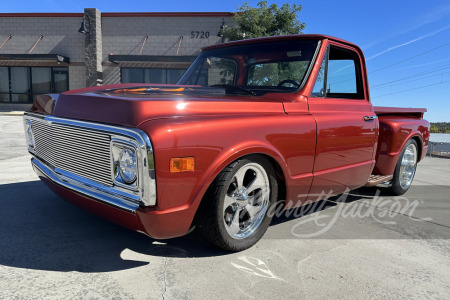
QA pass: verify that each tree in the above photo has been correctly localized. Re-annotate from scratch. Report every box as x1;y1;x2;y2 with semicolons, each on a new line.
430;122;450;133
222;1;306;41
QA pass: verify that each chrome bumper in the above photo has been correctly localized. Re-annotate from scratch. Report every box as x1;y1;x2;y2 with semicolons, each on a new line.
32;157;140;212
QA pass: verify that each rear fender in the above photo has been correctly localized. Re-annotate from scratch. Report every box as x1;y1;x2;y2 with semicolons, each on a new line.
374;116;429;175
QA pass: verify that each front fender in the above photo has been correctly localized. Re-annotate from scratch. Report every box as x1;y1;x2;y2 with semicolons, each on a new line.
137;113;316;237
190;142;289;207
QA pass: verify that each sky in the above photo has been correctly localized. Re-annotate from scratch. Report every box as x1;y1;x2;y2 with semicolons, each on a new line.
2;0;450;121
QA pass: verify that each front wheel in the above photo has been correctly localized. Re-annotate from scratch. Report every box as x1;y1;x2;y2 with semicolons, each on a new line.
196;156;278;251
386;139;418;195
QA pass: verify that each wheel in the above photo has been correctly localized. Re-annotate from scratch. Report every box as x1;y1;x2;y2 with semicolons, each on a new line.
196;156;278;251
386;139;418;195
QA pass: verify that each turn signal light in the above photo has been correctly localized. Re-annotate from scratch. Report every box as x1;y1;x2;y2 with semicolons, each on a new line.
170;157;195;173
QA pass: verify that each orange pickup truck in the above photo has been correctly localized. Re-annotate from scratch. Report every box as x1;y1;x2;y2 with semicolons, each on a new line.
24;34;429;251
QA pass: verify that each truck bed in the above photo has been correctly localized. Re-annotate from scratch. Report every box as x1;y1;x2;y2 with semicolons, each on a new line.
373;106;429;176
374;106;427;118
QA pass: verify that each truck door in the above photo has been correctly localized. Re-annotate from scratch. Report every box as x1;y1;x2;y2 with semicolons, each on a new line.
307;42;378;198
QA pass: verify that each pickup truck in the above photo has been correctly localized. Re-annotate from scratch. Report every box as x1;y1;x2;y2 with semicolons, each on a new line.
23;34;430;251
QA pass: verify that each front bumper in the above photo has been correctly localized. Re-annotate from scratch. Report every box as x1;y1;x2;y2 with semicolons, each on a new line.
32;158;139;212
32;158;195;239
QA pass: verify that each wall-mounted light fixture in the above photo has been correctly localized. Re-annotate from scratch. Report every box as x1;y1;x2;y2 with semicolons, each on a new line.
217;18;226;43
56;55;64;64
78;16;91;43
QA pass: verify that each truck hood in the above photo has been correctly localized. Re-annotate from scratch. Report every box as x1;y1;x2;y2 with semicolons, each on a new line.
32;84;285;127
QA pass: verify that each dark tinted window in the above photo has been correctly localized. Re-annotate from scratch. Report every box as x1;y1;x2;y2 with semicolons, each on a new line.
0;67;9;102
53;68;69;93
0;66;69;103
31;67;51;94
122;68;144;83
121;68;187;84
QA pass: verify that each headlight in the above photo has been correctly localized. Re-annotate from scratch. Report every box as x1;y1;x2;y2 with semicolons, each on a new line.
118;148;137;184
25;119;34;149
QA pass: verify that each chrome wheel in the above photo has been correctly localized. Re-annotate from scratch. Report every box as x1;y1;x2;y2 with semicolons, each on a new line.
223;163;270;239
399;143;417;189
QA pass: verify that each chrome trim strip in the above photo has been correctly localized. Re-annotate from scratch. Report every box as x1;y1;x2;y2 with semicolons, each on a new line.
299;40;322;92
32;158;139;213
24;112;157;207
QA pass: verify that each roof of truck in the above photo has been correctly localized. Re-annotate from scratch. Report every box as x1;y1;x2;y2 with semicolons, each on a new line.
202;34;358;51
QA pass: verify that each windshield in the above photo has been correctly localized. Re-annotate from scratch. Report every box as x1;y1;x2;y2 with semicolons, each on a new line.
178;39;319;95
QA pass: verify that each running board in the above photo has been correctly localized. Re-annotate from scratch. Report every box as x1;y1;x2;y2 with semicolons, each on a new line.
364;175;393;187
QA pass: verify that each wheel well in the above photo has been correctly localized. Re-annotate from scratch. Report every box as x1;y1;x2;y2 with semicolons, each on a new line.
256;154;287;205
192;153;287;228
216;153;288;203
234;153;287;205
411;136;422;161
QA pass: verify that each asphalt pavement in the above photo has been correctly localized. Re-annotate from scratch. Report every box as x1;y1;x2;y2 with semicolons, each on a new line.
0;116;449;299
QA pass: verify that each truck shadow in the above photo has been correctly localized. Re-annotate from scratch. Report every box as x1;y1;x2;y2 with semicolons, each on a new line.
0;180;375;273
0;180;229;273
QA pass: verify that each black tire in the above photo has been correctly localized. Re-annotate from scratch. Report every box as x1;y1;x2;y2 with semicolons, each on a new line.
386;139;418;196
196;155;278;252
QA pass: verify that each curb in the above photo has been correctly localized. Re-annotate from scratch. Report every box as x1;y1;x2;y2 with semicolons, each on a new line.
0;111;25;116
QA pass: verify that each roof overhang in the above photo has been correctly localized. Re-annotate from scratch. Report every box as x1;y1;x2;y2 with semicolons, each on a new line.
108;55;196;63
0;54;70;64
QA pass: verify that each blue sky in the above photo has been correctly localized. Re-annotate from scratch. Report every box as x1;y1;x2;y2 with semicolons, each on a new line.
3;0;450;121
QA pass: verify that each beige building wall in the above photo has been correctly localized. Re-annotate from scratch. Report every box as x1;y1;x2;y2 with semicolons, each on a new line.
0;11;233;109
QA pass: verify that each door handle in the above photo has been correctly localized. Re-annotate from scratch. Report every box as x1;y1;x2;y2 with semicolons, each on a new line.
364;115;378;121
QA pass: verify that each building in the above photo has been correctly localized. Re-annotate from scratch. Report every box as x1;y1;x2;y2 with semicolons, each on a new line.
0;9;233;110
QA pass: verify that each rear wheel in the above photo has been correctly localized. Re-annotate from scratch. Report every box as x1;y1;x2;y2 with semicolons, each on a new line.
386;139;418;195
196;156;278;251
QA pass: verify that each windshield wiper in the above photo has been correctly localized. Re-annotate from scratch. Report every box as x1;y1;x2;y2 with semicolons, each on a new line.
209;84;255;96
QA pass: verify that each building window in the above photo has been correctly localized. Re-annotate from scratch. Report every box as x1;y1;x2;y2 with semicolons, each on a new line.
121;68;186;84
0;66;69;103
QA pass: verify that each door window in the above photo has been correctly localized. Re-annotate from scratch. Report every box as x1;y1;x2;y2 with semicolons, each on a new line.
53;68;69;93
311;50;327;97
311;46;364;99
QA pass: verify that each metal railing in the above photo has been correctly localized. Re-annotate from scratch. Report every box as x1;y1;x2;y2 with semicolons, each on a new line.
427;141;450;158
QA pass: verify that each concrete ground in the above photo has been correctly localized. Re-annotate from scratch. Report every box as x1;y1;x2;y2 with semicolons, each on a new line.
0;116;449;299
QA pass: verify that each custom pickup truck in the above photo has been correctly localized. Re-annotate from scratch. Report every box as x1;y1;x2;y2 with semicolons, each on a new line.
24;34;429;251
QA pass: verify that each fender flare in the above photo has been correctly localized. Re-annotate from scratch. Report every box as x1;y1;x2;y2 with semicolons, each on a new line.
188;141;290;212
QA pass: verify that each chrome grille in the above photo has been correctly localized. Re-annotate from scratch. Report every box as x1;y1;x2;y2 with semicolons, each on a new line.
32;119;112;186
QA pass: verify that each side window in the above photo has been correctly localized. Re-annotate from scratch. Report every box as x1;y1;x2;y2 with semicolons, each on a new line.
311;46;364;99
311;50;327;97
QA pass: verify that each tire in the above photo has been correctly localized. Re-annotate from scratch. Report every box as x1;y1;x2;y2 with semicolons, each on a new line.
386;139;418;196
196;155;278;252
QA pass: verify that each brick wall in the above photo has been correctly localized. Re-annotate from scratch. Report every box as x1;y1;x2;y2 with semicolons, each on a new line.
101;16;227;58
0;16;86;92
0;12;233;107
0;17;84;60
101;15;231;85
69;66;86;90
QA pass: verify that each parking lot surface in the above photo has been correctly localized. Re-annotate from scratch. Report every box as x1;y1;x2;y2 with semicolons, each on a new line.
1;116;449;299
